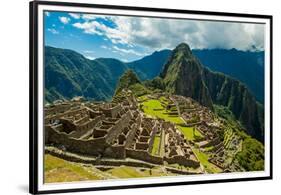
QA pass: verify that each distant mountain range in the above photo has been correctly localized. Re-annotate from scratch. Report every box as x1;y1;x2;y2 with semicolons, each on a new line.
45;46;264;103
127;49;171;81
192;49;264;103
129;48;264;103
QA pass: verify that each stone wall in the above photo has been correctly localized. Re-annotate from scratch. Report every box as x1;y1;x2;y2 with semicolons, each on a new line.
70;115;105;138
104;144;126;159
44;103;72;116
164;155;200;168
135;142;149;150
45;126;108;156
204;137;220;147
100;104;122;118
106;111;133;144
165;167;200;175
126;149;163;165
124;124;137;149
45;107;87;123
148;122;158;153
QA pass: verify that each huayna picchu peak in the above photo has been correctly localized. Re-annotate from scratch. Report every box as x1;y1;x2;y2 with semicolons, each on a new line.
173;43;193;55
161;43;213;109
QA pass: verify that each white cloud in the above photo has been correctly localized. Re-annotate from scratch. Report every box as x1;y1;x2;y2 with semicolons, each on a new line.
81;14;113;21
45;12;50;17
73;21;103;35
72;19;132;46
85;55;96;60
69;13;80;19
47;28;59;34
121;58;129;62
112;45;142;56
82;14;97;20
59;16;70;24
101;45;109;50
73;14;265;51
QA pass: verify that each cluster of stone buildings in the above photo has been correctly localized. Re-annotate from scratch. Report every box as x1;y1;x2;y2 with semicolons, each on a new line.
170;94;237;170
44;90;200;171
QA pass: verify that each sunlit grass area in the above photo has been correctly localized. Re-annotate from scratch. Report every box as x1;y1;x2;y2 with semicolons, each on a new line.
44;154;101;183
179;126;203;142
106;166;174;178
106;166;145;178
151;136;160;156
141;97;203;141
192;148;222;173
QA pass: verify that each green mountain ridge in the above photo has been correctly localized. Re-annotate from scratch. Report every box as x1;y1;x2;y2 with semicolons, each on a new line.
45;46;128;102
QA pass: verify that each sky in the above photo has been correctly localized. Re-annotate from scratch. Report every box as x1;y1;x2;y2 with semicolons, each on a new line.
44;11;265;62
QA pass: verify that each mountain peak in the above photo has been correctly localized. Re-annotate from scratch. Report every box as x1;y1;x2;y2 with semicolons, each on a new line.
161;42;200;79
160;43;213;108
114;69;149;97
174;43;192;56
175;42;191;50
114;69;140;94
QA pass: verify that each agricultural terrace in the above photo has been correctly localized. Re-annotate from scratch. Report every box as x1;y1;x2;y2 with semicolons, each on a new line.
139;96;203;141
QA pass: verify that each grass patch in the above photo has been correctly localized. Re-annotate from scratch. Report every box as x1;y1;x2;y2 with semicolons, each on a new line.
106;166;170;178
179;126;203;141
203;145;215;152
151;136;160;156
141;98;203;141
44;154;100;183
193;149;222;173
106;166;144;178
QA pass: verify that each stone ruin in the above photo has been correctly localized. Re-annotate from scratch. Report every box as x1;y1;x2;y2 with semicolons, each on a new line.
170;94;242;171
44;90;201;170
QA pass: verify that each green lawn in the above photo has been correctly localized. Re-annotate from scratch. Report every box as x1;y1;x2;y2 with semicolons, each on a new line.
203;145;215;152
141;98;203;141
106;166;145;178
192;148;222;173
179;126;203;142
152;136;160;156
44;154;101;183
106;166;172;178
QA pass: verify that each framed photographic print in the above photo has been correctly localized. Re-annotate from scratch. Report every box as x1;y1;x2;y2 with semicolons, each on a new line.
29;1;273;194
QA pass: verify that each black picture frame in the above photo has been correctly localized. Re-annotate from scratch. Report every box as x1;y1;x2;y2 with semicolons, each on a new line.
29;1;273;194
